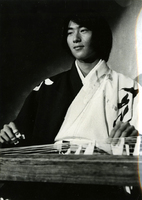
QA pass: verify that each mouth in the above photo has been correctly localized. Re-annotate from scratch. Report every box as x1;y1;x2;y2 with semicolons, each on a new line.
74;46;84;50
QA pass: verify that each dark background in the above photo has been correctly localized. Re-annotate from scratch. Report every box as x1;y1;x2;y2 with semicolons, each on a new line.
0;0;141;128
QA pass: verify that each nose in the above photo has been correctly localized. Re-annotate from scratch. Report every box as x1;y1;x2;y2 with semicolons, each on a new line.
73;31;81;43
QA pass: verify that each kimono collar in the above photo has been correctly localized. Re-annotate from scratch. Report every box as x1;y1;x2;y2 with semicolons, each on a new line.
75;59;110;86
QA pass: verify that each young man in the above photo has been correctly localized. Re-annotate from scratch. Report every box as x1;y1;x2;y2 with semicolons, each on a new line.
0;12;141;200
0;12;140;149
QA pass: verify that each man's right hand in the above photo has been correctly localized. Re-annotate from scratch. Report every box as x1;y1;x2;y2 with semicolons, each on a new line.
0;122;24;145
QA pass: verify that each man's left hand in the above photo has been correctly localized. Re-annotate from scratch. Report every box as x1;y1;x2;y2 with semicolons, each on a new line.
107;121;138;146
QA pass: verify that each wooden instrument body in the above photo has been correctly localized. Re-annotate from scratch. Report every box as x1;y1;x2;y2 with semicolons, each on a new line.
0;153;141;186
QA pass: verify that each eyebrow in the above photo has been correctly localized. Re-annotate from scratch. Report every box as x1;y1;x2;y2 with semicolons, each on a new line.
67;27;73;30
67;25;83;31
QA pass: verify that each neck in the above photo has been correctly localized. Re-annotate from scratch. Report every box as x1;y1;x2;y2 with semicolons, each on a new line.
76;59;100;77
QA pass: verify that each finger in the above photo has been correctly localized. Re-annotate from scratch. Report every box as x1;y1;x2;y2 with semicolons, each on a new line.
1;125;18;145
10;136;19;145
3;124;15;139
121;125;135;138
130;129;138;137
0;130;10;142
112;123;137;146
8;122;18;131
8;122;23;139
0;136;5;143
125;129;138;144
120;125;134;146
108;121;124;144
109;121;122;138
106;122;121;144
110;122;130;145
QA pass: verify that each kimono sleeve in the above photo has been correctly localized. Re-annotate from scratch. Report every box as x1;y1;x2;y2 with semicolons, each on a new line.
13;82;44;144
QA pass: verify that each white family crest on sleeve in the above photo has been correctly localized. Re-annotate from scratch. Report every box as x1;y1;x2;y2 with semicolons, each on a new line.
45;78;54;85
33;78;54;91
33;82;43;91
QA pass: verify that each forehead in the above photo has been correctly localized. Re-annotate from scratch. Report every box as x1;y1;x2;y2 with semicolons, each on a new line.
68;20;81;29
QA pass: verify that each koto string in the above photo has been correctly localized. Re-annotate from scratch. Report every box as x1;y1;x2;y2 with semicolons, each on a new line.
0;135;141;156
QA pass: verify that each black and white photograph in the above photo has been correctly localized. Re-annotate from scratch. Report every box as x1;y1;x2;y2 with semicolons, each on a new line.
0;0;142;199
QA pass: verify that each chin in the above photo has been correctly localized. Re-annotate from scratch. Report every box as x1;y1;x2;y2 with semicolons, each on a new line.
73;54;88;61
72;51;97;62
75;55;98;63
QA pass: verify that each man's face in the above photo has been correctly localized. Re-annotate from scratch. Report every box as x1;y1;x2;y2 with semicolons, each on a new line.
67;21;96;61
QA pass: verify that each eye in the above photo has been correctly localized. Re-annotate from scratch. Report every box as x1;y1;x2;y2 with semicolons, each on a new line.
80;27;88;33
67;30;73;35
67;32;72;35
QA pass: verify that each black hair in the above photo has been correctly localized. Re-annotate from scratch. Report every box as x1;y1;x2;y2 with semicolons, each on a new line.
62;11;113;62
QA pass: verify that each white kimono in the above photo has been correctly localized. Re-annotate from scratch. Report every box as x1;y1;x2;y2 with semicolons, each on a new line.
55;60;142;153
